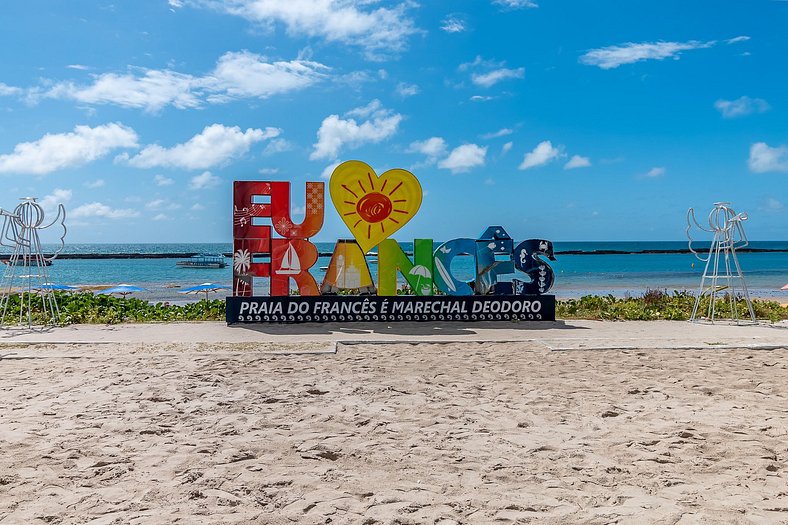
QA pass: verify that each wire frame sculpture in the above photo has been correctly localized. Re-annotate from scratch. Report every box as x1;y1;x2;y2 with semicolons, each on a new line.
686;202;755;324
0;198;67;328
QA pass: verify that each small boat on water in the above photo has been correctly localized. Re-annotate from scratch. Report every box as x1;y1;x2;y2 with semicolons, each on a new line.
176;254;227;269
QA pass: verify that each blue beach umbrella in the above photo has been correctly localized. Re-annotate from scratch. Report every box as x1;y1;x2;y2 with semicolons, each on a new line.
36;283;79;292
179;282;230;302
97;284;147;298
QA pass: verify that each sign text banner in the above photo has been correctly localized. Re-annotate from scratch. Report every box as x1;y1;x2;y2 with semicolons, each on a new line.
227;295;555;324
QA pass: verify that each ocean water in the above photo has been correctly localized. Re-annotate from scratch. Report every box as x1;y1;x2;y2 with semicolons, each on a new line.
2;241;786;303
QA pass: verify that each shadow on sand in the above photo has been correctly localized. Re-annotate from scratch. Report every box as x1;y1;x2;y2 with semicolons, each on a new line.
228;319;588;338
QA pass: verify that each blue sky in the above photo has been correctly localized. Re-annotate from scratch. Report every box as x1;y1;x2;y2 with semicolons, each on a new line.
0;0;786;243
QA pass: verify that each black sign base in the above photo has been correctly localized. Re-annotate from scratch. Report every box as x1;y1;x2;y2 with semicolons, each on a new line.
226;295;555;324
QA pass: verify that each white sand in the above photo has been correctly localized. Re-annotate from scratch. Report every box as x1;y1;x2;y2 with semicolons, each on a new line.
1;320;787;524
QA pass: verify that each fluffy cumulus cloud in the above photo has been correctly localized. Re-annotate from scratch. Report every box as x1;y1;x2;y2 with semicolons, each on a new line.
39;189;73;213
749;142;788;173
311;100;402;160
645;166;666;177
70;202;140;219
579;40;715;69
714;96;770;118
519;140;561;170
84;179;105;189
203;51;329;102
0;123;138;175
175;0;417;60
44;70;200;112
189;171;221;190
41;51;327;112
438;144;487;173
407;137;447;163
123;124;280;170
564;155;591;169
493;0;538;9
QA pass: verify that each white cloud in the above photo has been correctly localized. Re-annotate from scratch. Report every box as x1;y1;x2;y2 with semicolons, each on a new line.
470;95;494;102
70;202;140;219
441;15;467;33
84;179;105;188
311;100;402;160
564;155;591;169
749;142;788;173
203;51;328;102
153;213;170;221
181;0;417;60
45;70;200;112
189;171;221;190
407;137;447;162
726;36;750;44
42;52;327;112
320;160;342;180
262;138;293;155
438;144;487;173
0;82;21;96
39;189;73;213
519;140;561;170
66;64;90;71
646;167;666;177
472;67;525;88
125;124;279;170
714;96;770;118
145;198;181;210
493;0;538;8
154;174;175;186
191;203;205;211
765;198;783;211
501;141;513;155
258;167;279;175
481;128;513;140
461;56;524;88
396;82;419;97
0;123;138;175
580;40;715;69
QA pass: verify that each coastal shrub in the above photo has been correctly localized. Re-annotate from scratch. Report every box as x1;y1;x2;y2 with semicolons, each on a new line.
556;290;787;322
1;290;784;325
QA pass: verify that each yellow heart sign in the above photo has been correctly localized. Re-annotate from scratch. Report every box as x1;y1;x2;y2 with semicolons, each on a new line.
329;160;423;253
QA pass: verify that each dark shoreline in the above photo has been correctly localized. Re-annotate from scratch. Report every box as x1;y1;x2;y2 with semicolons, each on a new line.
1;248;786;261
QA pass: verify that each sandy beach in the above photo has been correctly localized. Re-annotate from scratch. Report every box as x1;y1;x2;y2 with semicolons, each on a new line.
2;320;788;524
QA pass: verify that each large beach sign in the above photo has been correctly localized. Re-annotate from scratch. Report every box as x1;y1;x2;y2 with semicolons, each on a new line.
226;161;556;323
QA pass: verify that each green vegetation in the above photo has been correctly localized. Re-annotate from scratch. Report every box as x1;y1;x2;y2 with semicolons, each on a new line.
557;289;787;323
1;292;225;325
0;289;785;325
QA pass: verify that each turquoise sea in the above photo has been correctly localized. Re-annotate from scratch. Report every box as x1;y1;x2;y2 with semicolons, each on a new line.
2;241;787;303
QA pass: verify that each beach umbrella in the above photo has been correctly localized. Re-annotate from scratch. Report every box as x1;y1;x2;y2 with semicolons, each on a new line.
35;283;79;292
97;284;147;298
179;282;230;302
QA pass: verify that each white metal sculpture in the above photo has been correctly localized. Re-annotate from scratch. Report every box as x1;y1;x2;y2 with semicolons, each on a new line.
686;202;755;323
0;198;67;328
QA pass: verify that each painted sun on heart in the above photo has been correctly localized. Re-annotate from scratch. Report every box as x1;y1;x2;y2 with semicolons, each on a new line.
329;160;422;254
